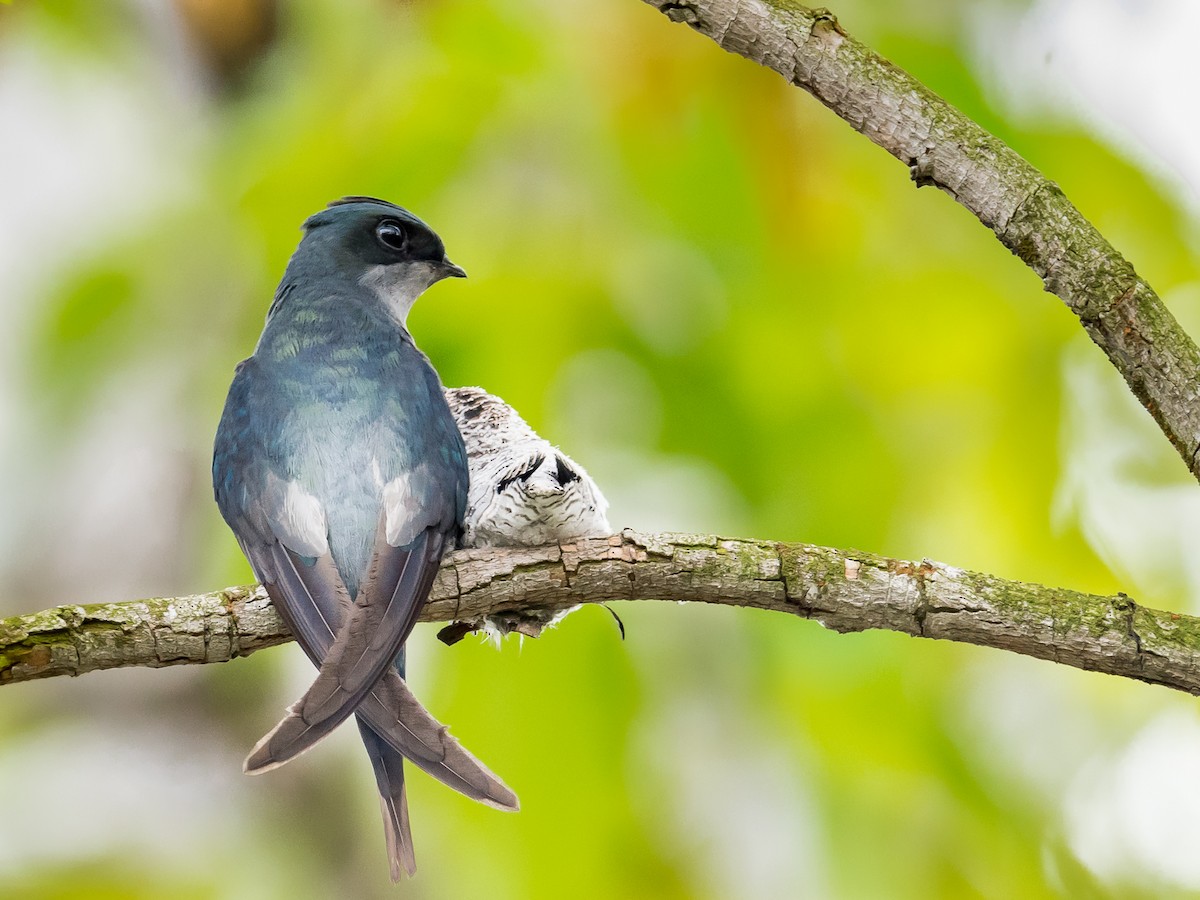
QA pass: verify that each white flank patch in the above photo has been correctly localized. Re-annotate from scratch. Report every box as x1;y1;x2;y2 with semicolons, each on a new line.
264;473;329;558
383;464;434;547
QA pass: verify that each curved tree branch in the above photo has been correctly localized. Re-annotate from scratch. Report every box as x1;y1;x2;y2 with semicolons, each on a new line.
643;0;1200;481
4;531;1200;694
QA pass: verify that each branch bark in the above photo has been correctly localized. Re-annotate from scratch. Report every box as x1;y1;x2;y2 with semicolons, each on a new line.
643;0;1200;482
4;531;1200;694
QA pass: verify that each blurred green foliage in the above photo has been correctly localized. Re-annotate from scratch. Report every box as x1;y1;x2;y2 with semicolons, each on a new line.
2;0;1200;897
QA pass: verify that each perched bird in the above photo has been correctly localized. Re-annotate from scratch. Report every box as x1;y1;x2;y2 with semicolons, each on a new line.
446;386;610;548
212;197;517;880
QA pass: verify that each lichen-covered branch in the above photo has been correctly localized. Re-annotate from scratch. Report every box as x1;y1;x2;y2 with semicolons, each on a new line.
643;0;1200;481
4;531;1199;694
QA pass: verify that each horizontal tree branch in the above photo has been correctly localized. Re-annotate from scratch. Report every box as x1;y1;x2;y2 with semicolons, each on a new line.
643;0;1200;482
3;531;1199;694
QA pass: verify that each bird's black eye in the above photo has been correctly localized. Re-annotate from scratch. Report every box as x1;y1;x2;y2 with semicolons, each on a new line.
375;219;409;253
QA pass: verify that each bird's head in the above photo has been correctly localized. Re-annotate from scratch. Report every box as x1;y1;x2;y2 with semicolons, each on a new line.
293;196;466;324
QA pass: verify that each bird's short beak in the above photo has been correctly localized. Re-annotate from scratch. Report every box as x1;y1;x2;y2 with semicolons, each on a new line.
439;259;467;279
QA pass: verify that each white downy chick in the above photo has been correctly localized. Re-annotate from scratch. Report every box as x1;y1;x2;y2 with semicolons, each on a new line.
444;386;612;643
447;386;610;548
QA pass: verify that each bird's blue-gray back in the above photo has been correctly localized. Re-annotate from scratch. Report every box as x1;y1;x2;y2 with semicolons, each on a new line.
221;286;464;577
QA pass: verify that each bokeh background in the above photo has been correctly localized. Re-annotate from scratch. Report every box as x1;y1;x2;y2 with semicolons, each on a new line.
2;0;1200;897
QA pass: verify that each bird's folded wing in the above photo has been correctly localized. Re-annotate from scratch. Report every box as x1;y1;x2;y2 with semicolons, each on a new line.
245;525;443;773
246;538;517;811
355;671;519;811
253;543;350;655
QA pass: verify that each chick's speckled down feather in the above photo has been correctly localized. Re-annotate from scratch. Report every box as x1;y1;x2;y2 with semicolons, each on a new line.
447;387;611;548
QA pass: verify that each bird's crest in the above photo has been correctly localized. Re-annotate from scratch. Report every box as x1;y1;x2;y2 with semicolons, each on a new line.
326;195;404;211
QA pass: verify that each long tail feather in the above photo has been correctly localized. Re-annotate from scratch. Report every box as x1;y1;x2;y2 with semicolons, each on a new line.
358;718;416;881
